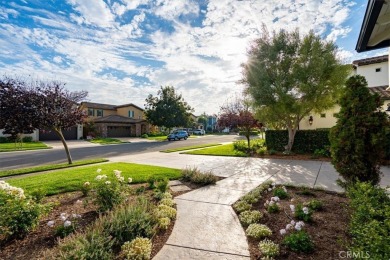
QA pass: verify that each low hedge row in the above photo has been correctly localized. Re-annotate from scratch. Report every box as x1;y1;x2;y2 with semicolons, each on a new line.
265;130;330;153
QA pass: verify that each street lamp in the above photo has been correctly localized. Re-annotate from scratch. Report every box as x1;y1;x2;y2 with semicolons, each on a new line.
308;116;314;126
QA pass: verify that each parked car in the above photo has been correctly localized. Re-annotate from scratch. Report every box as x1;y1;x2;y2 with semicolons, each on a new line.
167;130;188;141
193;129;205;135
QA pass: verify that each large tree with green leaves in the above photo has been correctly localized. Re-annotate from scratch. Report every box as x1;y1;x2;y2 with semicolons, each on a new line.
241;29;350;152
144;86;193;131
330;75;389;186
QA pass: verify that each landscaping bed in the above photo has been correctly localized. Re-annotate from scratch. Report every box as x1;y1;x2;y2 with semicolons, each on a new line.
233;183;350;259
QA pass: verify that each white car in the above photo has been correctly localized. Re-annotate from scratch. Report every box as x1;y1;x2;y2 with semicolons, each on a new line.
193;129;205;135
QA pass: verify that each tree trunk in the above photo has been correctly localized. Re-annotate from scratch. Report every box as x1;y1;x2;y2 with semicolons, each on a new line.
54;128;73;164
246;133;251;151
285;127;297;152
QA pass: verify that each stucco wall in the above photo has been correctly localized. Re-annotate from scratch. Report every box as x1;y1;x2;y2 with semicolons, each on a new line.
116;106;144;119
0;129;39;141
356;61;389;87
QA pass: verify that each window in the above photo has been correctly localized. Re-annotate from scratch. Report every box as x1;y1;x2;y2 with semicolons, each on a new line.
375;68;381;72
320;113;326;118
96;109;103;117
138;115;141;119
88;108;94;116
128;110;135;118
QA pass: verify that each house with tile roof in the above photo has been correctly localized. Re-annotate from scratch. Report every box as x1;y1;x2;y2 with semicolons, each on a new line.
80;102;149;137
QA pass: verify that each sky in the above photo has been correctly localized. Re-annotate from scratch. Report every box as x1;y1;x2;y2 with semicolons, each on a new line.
0;0;388;115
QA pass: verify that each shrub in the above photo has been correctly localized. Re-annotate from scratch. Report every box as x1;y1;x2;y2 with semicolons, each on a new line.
121;237;152;260
330;75;388;186
158;217;171;230
295;203;312;222
267;149;277;155
242;193;259;204
81;181;91;196
239;130;260;136
56;229;114;260
273;186;288;199
313;147;331;158
181;167;196;181
159;198;175;207
154;204;177;220
266;130;330;153
0;182;44;240
239;210;263;226
22;136;33;142
233;200;252;213
147;176;156;189
233;139;265;153
0;136;8;143
246;224;272;239
305;199;323;211
181;167;218;185
267;203;280;213
29;187;46;203
55;221;76;238
141;134;148;138
154;191;172;201
102;198;156;248
347;182;390;259
283;230;314;253
258;239;280;258
156;178;169;193
94;172;124;212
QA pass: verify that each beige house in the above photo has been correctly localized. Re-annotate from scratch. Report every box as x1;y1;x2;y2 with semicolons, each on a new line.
300;55;390;130
81;102;149;137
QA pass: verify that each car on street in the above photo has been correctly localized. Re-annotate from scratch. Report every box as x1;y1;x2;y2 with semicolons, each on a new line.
193;129;205;135
167;130;188;141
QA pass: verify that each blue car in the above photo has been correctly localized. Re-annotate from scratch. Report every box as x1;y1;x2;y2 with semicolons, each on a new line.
167;130;188;141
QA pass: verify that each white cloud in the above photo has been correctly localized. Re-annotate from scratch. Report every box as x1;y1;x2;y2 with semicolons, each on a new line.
53;56;62;63
153;0;199;20
66;0;116;28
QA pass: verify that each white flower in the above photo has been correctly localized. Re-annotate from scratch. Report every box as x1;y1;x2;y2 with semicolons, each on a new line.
290;205;295;212
269;201;275;206
60;213;68;221
95;175;107;181
96;168;102;173
113;170;122;175
295;224;302;231
272;182;276;186
83;182;90;186
286;224;293;230
297;221;305;227
290;220;295;225
105;181;111;185
47;220;55;227
72;213;81;219
303;207;309;214
128;177;133;183
117;176;124;182
64;220;72;227
268;188;272;191
280;229;287;235
75;200;82;204
271;196;280;202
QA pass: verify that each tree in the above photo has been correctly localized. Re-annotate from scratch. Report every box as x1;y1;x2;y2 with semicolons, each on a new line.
144;86;193;132
330;75;389;186
197;112;207;130
218;96;259;149
0;78;87;164
241;28;350;152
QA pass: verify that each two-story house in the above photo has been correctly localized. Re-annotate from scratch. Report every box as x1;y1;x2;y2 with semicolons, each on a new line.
81;102;149;137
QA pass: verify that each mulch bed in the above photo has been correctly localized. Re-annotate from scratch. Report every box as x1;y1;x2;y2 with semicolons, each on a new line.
241;186;351;260
0;181;206;260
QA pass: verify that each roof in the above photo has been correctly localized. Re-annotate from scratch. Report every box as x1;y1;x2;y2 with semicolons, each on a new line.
352;55;388;66
356;0;390;52
81;102;144;111
81;102;116;110
93;115;146;124
368;85;390;99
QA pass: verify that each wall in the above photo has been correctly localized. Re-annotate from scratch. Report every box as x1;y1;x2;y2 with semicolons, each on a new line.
116;106;144;119
299;106;340;130
356;61;389;87
0;129;39;141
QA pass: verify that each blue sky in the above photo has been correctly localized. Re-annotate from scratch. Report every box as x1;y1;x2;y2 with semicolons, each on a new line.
0;0;387;114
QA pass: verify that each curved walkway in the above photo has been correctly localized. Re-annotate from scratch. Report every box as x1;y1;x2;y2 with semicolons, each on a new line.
108;152;390;259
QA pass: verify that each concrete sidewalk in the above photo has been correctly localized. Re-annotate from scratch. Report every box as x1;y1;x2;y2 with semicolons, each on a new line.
108;152;390;259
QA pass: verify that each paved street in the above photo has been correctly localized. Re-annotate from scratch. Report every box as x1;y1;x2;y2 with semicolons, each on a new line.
0;135;244;170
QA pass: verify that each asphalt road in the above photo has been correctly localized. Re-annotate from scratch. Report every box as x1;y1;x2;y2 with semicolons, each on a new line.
0;135;246;170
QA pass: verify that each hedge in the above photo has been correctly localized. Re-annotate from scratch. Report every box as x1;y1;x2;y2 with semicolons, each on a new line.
265;130;330;153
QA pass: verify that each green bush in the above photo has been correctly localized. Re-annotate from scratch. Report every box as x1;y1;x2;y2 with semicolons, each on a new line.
29;187;46;203
239;130;260;136
347;182;390;259
0;182;44;240
313;147;331;158
273;187;288;199
305;199;323;211
241;193;259;204
181;167;218;185
258;239;280;258
233;200;252;213
102;198;156;248
246;224;272;239
94;173;124;212
265;130;330;153
283;230;314;253
233;139;265;153
295;203;312;222
0;136;9;143
267;203;280;213
120;237;152;260
154;204;177;219
147;131;166;137
239;210;263;226
158;217;171;230
156;178;169;193
22;136;33;142
140;134;148;138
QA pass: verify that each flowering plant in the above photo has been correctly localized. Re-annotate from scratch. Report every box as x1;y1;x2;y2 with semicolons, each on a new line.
80;181;91;196
264;196;280;213
259;239;280;258
94;170;126;212
51;212;81;238
295;203;313;222
246;224;272;239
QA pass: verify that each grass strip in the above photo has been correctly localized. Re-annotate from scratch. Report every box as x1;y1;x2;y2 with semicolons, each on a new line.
88;138;128;145
7;162;181;195
0;158;109;178
161;143;222;153
182;143;247;157
0;142;50;152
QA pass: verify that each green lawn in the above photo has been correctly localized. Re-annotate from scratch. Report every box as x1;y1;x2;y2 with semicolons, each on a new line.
7;163;181;195
0;142;50;152
146;136;167;141
0;158;109;178
88;138;128;145
182;143;247;157
161;143;222;153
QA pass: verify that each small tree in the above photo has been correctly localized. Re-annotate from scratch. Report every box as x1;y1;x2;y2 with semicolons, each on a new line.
241;28;350;152
145;86;193;132
218;97;259;149
330;75;389;186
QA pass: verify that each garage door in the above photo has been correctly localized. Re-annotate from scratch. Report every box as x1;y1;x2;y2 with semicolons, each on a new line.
107;126;131;137
39;127;78;141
